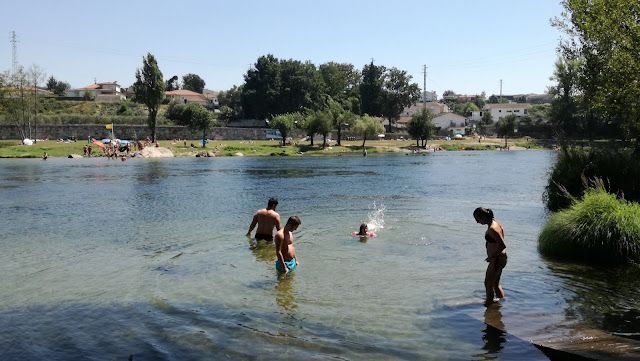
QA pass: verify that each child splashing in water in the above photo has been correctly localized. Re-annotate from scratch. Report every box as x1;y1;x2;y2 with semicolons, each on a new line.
352;202;385;238
353;223;376;237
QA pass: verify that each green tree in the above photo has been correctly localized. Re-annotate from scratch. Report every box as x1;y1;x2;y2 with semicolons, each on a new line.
242;54;282;119
269;113;297;146
301;111;319;146
548;56;581;139
45;76;70;96
181;103;218;147
166;75;179;91
478;111;494;136
360;61;385;117
165;100;187;122
306;109;333;148
527;104;551;125
319;62;361;104
554;0;640;147
133;53;165;142
353;115;384;147
278;59;323;114
488;94;499;104
218;85;244;121
406;108;436;148
382;68;420;133
496;114;517;147
182;73;206;94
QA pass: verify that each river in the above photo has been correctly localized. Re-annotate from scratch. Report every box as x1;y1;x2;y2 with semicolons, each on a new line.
1;150;639;360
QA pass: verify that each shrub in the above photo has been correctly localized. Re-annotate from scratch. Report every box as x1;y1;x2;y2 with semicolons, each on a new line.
538;180;640;264
544;146;640;211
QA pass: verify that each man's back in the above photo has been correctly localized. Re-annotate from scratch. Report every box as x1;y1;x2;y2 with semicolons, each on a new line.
255;208;280;235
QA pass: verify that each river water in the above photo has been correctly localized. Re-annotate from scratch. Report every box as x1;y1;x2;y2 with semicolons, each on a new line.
1;151;639;360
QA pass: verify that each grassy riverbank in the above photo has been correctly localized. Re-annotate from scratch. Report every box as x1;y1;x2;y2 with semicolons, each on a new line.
0;137;550;158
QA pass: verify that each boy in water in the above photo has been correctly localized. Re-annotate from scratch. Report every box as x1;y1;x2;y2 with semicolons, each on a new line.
275;216;301;274
247;197;282;242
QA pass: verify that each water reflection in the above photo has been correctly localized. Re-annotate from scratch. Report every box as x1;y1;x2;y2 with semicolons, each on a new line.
275;273;297;312
248;235;274;264
545;261;640;340
482;304;506;355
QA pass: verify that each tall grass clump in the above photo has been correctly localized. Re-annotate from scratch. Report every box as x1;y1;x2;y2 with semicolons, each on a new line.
538;180;640;264
544;146;640;211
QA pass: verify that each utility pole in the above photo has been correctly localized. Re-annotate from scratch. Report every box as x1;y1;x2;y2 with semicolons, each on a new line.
499;79;503;103
423;65;427;109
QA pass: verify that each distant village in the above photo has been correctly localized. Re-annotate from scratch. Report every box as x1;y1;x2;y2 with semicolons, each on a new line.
17;79;553;137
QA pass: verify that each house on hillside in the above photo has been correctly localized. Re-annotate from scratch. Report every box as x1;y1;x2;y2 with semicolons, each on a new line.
66;81;124;101
165;89;207;105
432;113;467;135
470;103;533;122
203;89;219;110
395;102;451;131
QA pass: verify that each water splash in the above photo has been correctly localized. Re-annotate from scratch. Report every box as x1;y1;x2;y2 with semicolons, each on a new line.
366;202;386;232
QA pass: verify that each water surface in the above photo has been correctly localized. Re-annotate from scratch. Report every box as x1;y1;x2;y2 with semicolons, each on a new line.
1;151;638;360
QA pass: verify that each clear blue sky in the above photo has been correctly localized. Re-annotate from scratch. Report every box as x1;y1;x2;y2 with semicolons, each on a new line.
2;0;564;97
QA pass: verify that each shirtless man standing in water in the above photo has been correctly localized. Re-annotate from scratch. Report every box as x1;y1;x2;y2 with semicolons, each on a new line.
275;216;301;274
247;197;282;242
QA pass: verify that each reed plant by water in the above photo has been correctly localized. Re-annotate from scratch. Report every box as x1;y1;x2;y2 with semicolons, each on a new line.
539;179;640;264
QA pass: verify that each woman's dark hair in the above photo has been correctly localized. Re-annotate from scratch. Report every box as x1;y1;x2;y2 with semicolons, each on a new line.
473;207;494;221
359;223;368;235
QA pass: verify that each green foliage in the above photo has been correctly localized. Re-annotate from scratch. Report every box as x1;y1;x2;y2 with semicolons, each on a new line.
554;0;640;144
165;101;187;123
242;55;323;119
117;102;134;116
544;146;640;211
319;62;360;104
538;181;640;264
269;113;299;146
133;53;165;142
217;85;243;120
477;111;494;136
382;68;420;132
165;75;179;91
495;114;517;138
450;102;479;117
45;76;70;96
353;115;384;147
182;73;205;94
360;61;386;117
305;109;332;148
406;108;436;148
181;103;217;147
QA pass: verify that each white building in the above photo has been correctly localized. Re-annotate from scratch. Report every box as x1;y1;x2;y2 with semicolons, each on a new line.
432;113;467;135
470;103;533;122
66;81;124;101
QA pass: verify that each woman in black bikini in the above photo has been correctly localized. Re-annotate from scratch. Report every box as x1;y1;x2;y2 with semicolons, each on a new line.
473;207;507;306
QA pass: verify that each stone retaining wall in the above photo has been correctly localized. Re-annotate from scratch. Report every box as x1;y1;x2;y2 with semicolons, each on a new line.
0;124;307;141
0;124;409;141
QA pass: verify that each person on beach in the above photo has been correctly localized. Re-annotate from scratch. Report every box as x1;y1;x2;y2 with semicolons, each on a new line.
275;216;301;274
247;197;282;242
473;207;507;306
42;152;48;160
